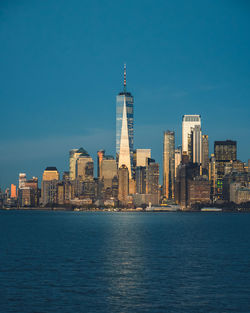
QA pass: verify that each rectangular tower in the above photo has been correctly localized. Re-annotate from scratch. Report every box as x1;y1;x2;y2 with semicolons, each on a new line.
182;115;201;156
163;131;175;199
202;135;209;173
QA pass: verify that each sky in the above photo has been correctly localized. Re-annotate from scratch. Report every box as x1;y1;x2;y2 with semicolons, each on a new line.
0;0;250;188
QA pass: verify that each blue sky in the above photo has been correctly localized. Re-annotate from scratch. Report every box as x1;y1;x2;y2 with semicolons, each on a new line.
0;0;250;188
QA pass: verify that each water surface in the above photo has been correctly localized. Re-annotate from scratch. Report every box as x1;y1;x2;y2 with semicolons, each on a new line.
0;210;250;313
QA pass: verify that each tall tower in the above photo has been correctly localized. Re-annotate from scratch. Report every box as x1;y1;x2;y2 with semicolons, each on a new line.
182;115;201;156
163;131;175;199
202;135;209;173
116;64;134;160
191;125;202;164
118;98;132;178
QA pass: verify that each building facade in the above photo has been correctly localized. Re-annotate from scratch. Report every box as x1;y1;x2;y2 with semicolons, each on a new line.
41;167;60;206
116;64;134;160
163;131;175;199
202;135;209;173
182;115;201;156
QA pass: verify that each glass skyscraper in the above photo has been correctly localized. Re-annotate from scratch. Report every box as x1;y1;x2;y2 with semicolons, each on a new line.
116;64;134;159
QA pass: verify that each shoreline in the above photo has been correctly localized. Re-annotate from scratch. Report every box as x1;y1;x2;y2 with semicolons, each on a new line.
1;207;250;213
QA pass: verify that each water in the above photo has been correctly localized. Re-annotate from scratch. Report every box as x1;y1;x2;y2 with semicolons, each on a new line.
0;210;250;313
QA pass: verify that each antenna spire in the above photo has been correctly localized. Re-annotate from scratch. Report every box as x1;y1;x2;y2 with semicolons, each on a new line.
123;63;126;92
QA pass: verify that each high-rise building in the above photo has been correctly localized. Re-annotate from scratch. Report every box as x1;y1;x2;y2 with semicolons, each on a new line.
135;166;146;194
100;156;118;192
69;149;83;180
76;155;94;181
118;98;132;178
136;149;151;167
118;165;129;204
202;135;209;173
41;167;59;205
10;184;17;198
214;140;237;163
24;177;39;206
163;131;175;199
209;154;216;200
19;173;26;189
175;148;182;178
182;115;201;156
69;148;93;181
191;125;202;164
214;140;237;198
97;150;105;178
116;64;134;159
146;159;160;204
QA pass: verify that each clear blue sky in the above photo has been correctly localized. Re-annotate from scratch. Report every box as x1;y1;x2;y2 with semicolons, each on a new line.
0;0;250;188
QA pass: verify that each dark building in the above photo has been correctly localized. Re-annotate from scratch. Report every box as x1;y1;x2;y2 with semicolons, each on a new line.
175;161;201;209
146;159;159;204
188;177;210;207
118;165;129;205
214;140;237;198
202;135;209;174
135;166;146;194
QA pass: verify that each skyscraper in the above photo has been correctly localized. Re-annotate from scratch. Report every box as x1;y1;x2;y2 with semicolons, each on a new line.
191;125;202;164
116;64;134;159
146;159;160;205
10;184;17;199
175;148;181;178
136;149;151;167
100;156;117;192
182;115;201;156
97;150;105;178
202;135;209;173
214;140;237;198
76;153;94;181
69;149;83;180
69;148;92;181
163;131;175;199
41;167;59;205
19;173;27;189
118;165;129;204
118;98;132;178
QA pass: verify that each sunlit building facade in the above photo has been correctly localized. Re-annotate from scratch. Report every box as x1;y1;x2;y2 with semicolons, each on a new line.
182;115;201;156
116;64;134;160
163;131;175;199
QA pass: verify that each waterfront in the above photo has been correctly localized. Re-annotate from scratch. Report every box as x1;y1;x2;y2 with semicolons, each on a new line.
1;211;250;313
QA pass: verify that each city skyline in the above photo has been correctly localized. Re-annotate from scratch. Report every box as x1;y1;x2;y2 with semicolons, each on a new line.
0;0;250;188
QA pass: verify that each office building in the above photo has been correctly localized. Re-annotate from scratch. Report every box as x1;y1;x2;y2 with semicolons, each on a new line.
97;150;105;178
182;115;201;156
118;98;132;178
69;148;90;181
163;131;175;199
214;140;237;198
118;165;129;204
76;154;94;181
24;177;39;206
136;149;151;167
19;173;27;189
175;148;181;178
202;135;209;173
41;167;59;205
135;166;146;194
116;64;134;159
10;184;17;198
146;159;160;204
100;156;118;195
191;125;202;164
